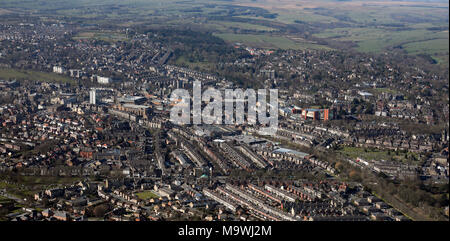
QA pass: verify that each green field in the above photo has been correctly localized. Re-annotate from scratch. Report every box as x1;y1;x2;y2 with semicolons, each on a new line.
338;146;421;164
0;0;448;64
313;28;448;52
0;68;76;85
12;176;82;186
174;55;215;71
135;191;159;200
208;21;277;32
234;0;449;64
0;176;82;200
73;31;128;42
403;37;449;55
214;33;331;50
312;26;448;65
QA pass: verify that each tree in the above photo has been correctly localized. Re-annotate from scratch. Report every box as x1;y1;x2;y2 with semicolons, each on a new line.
42;197;50;208
349;170;362;182
93;204;109;218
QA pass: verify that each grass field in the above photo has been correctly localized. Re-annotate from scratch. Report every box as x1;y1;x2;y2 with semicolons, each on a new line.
0;68;76;85
0;0;448;63
13;176;82;186
211;21;277;32
313;28;448;51
73;31;128;42
338;146;421;164
313;26;448;65
135;191;159;200
0;175;83;202
214;33;331;50
403;37;449;55
0;180;35;199
174;55;215;71
236;0;449;64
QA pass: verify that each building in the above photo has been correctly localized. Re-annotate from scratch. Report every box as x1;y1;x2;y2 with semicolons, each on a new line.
118;96;147;105
89;89;97;105
97;76;112;84
293;108;331;121
358;91;374;100
114;103;151;119
53;66;66;74
69;69;83;78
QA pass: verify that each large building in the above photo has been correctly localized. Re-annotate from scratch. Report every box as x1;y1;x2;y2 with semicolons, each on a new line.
114;103;151;119
97;76;113;84
292;107;331;121
89;89;97;105
118;96;147;105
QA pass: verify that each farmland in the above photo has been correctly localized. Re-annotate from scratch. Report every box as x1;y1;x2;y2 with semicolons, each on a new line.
234;0;449;65
0;0;448;65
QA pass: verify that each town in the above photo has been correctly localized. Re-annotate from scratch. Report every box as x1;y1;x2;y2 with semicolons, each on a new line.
0;8;448;222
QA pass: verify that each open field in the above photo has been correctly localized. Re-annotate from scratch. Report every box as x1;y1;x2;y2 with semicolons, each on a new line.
0;0;448;62
0;68;76;85
338;146;421;164
0;176;82;200
73;31;128;42
403;37;449;55
174;55;215;71
314;27;448;59
13;176;82;186
135;191;159;200
214;33;331;50
235;0;449;64
210;21;277;32
1;0;448;59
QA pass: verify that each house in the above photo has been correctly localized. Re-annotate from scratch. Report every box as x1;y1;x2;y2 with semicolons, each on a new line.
42;209;53;217
53;211;69;221
45;188;64;198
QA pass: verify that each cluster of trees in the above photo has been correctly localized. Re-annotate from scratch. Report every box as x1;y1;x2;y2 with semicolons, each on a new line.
140;28;263;88
350;98;374;115
144;28;250;64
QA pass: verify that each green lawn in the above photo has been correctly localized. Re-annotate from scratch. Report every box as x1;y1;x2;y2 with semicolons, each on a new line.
0;176;82;200
0;68;76;85
174;55;215;71
16;176;82;186
135;191;159;200
338;146;420;164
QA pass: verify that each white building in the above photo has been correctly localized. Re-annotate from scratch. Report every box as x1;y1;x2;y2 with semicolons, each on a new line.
89;89;97;105
97;76;112;84
53;66;66;74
